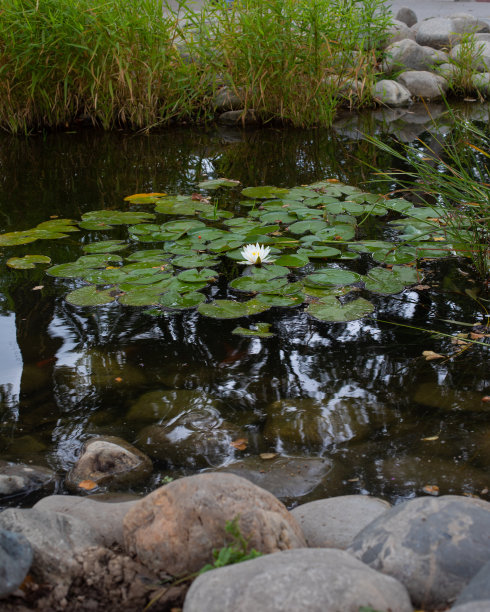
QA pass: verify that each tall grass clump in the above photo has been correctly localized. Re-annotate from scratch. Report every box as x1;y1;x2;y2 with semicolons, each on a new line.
184;0;392;127
367;111;490;281
0;0;210;133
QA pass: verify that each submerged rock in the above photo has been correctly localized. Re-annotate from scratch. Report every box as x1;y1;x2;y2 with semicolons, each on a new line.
66;436;152;492
216;456;332;502
127;388;223;423
183;548;412;612
291;494;390;549
0;529;33;598
123;473;306;576
347;495;490;610
0;461;56;502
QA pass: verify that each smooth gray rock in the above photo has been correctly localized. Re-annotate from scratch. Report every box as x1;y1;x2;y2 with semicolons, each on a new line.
451;604;490;612
397;70;448;99
472;72;490;95
0;508;101;581
451;40;490;72
33;495;138;548
396;7;417;28
218;110;258;126
416;17;464;49
291;495;391;549
348;495;490;610
453;560;490;607
475;33;490;43
66;436;152;492
384;39;448;73
450;13;483;34
183;548;412;612
386;19;416;46
0;529;32;597
438;62;459;81
213;86;243;112
0;461;56;500
216;456;332;502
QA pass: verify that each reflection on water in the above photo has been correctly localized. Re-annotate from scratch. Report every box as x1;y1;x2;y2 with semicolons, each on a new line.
0;103;489;506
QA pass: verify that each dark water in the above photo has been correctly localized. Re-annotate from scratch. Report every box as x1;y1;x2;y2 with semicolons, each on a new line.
0;106;489;508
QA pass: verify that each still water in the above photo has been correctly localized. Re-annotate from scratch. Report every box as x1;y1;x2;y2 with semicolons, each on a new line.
0;104;489;507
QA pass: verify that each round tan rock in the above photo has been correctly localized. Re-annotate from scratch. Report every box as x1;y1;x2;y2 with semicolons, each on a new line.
123;473;306;576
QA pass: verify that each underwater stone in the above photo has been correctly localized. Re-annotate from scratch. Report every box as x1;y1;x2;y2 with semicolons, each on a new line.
0;461;56;501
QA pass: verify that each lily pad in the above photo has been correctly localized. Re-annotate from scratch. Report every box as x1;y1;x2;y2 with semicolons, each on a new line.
232;323;274;338
6;255;51;269
82;240;127;253
177;268;217;283
198;178;240;189
125;249;169;262
307;296;374;322
65;285;118;306
254;293;304;307
274;253;309;268
372;246;418;265
229;276;288;294
159;290;205;309
304;269;362;287
172;254;220;269
297;246;341;258
198;300;250;319
315;225;356;242
80;210;155;229
288;220;327;235
241;186;290;199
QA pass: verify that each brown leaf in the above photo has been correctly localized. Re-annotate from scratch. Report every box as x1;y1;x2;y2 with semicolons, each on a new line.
413;285;431;290
78;479;98;491
260;453;278;460
422;350;444;361
114;377;123;383
422;485;439;496
421;435;439;441
230;438;248;451
482;396;490;403
32;285;44;291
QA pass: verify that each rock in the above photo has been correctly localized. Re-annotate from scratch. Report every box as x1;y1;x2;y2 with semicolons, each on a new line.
0;461;56;502
413;382;485;411
451;604;490;612
0;529;32;597
395;8;417;29
373;79;412;107
450;13;481;34
450;41;490;72
123;473;306;576
290;495;390;549
454;559;490;608
213;86;244;112
216;456;332;502
438;62;459;81
183;548;412;612
0;508;102;581
475;33;490;43
397;70;448;99
472;72;490;95
218;110;259;126
347;495;490;610
33;495;139;548
66;436;152;492
385;19;416;46
416;17;464;49
127;388;223;423
383;39;448;74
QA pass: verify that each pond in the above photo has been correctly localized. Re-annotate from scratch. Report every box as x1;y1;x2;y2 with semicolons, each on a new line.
0;102;489;509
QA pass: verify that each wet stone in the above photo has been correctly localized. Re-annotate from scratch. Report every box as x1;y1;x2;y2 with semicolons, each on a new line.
66;436;153;492
126;388;223;423
0;529;33;597
218;110;259;126
395;7;417;28
216;456;332;502
397;70;448;100
291;495;391;549
373;80;412;107
347;495;490;610
413;382;486;411
453;559;490;608
0;461;56;501
213;86;244;112
183;548;412;612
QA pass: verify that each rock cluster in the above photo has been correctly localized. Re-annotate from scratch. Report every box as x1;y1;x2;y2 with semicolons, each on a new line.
1;473;490;611
212;7;490;125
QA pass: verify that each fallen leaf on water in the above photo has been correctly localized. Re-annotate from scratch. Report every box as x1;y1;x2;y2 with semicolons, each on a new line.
260;453;278;460
114;377;123;383
32;285;44;291
421;435;439;441
422;350;444;361
327;178;340;183
422;485;439;496
432;236;446;241
413;285;431;290
481;488;489;494
78;479;97;491
124;192;166;200
230;438;248;451
482;396;490;403
347;477;359;482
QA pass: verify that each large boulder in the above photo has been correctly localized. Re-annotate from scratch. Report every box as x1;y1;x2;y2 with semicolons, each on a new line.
395;7;417;29
183;548;412;612
123;473;306;576
373;80;412;107
347;495;490;610
453;559;490;608
385;19;416;46
383;39;448;74
66;436;152;492
473;72;490;96
397;70;448;100
291;495;390;549
416;17;465;49
213;86;244;112
450;41;490;72
33;495;139;548
0;529;32;597
0;508;101;582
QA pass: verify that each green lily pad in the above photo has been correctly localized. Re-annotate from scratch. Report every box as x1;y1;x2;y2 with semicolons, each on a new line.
307;296;374;322
83;268;131;285
372;246;417;265
177;268;217;283
65;285;118;306
0;230;40;247
315;225;356;242
198;300;250;319
118;285;169;306
304;269;362;287
363;267;407;295
254;293;304;307
198;178;240;189
287;220;327;235
82;240;127;253
159;290;205;309
232;323;274;338
172;254;220;269
302;285;353;299
6;255;51;269
229;276;288;294
297;246;341;258
241;186;290;199
274;253;309;268
258;210;297;225
126;249;169;262
80;210;155;229
249;264;290;279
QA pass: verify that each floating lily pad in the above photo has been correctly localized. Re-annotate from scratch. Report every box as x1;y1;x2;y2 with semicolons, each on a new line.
363;267;407;295
249;264;290;279
159;290;205;309
198;178;240;189
6;255;51;269
287;220;327;235
315;225;356;242
241;186;290;199
177;268;217;283
82;240;127;253
254;293;304;307
118;285;168;306
307;296;374;322
297;246;341;258
198;300;250;319
172;254;220;269
304;269;362;287
232;323;274;338
124;192;166;203
229;276;288;294
274;253;309;268
125;249;169;262
80;210;155;229
372;246;418;265
65;285;118;306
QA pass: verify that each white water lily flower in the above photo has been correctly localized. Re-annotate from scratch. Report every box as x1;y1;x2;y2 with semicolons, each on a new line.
239;243;274;265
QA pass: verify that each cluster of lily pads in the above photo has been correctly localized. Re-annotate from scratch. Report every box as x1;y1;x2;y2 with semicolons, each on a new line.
1;177;455;326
